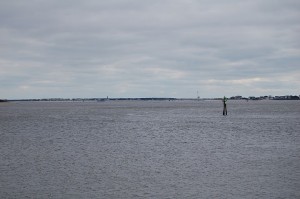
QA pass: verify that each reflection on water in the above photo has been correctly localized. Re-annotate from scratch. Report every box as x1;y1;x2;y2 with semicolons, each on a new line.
1;100;300;198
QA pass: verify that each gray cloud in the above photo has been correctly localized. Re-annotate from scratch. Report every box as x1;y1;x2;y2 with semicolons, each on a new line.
1;0;299;98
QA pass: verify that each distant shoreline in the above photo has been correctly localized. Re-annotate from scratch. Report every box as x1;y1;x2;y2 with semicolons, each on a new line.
4;96;300;102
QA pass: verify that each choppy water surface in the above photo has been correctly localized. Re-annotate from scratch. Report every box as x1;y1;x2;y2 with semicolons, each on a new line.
1;100;300;198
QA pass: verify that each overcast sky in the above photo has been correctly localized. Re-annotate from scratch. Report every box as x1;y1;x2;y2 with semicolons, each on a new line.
1;0;299;99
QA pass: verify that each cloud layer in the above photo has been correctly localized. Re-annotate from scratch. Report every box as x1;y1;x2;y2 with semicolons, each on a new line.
1;0;299;98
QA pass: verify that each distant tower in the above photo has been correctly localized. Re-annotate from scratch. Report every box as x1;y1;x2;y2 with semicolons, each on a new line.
197;91;200;100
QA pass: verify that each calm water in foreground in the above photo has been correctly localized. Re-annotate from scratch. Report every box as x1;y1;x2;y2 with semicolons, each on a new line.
1;100;300;198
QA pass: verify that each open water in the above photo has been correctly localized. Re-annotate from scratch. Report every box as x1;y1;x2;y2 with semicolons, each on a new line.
0;100;300;198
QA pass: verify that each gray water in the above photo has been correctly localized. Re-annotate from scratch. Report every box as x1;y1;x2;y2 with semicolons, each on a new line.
1;100;300;198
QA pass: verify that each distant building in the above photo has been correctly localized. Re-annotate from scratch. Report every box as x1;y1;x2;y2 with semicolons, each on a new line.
230;96;242;100
249;96;257;100
274;95;299;100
